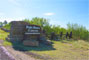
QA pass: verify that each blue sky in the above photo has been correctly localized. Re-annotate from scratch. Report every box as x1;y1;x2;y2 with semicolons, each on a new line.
0;0;88;29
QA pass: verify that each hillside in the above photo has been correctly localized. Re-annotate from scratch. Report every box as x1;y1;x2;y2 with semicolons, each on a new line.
0;29;89;60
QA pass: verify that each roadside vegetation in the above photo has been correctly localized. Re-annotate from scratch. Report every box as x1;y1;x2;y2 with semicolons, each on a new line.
4;17;89;41
0;17;89;60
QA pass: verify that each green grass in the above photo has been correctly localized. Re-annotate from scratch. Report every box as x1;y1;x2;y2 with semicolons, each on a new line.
29;40;89;60
3;23;11;30
0;29;9;40
0;29;89;60
0;29;12;46
3;40;12;46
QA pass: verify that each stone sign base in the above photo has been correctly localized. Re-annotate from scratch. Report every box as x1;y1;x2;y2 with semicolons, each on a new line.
7;21;52;47
23;40;39;46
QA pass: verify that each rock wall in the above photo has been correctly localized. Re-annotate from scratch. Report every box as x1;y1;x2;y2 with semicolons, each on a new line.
9;21;30;42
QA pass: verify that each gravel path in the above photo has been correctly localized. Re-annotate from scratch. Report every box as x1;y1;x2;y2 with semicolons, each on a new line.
0;40;39;60
0;46;15;60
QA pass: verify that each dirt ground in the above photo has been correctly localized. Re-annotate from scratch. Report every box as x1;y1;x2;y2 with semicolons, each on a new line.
6;46;40;60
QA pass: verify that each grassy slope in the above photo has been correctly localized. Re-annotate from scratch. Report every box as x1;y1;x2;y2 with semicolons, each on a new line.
0;29;89;60
0;29;9;40
30;40;89;60
0;29;12;46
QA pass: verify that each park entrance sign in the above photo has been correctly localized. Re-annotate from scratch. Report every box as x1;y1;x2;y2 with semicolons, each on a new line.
23;25;41;46
25;25;41;34
7;21;51;46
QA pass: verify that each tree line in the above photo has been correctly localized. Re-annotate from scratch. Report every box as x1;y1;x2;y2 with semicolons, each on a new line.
3;17;89;41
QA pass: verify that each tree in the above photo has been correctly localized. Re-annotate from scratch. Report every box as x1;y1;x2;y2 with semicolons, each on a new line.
23;19;30;23
30;17;49;27
0;22;3;27
4;20;8;25
67;23;89;41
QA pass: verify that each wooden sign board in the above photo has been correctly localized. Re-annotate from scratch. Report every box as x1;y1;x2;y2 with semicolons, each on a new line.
25;25;41;34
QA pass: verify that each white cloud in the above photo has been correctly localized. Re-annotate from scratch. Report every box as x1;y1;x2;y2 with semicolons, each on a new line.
0;17;25;22
44;13;54;16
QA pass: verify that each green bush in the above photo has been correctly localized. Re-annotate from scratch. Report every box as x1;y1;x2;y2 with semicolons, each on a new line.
3;23;11;30
67;23;89;41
